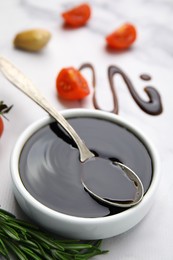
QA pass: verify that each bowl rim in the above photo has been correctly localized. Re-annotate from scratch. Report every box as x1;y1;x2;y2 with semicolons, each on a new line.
10;108;160;224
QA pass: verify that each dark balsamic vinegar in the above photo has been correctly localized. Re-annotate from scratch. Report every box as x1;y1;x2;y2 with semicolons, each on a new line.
19;117;153;218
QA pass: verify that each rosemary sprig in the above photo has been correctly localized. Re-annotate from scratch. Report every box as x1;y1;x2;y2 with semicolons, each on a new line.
0;209;108;260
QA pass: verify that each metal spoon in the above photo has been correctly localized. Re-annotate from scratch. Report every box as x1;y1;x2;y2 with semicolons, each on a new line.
0;56;144;208
0;56;93;162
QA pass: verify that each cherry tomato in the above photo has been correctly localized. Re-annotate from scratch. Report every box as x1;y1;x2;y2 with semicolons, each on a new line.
62;3;91;27
56;67;90;100
0;117;4;137
106;23;137;50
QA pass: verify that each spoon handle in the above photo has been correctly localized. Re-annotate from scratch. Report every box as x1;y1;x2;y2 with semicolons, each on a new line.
0;56;94;162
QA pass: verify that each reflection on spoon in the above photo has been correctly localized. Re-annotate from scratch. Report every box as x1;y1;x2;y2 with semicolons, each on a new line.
0;56;144;208
81;158;144;208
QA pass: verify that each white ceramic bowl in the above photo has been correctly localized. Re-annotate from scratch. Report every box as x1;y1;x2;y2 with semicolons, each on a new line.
10;109;160;240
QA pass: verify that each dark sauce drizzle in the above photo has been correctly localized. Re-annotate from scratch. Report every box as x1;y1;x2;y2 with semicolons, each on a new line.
78;63;103;113
79;63;163;116
140;74;152;81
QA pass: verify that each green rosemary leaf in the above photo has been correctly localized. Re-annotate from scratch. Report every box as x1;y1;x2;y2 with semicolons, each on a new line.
4;221;27;234
0;209;16;220
42;252;57;260
18;239;39;249
0;225;20;241
14;219;39;230
28;230;65;251
0;239;9;259
55;250;82;260
33;240;48;257
18;245;41;260
60;243;93;250
53;251;69;260
32;246;56;260
3;240;28;260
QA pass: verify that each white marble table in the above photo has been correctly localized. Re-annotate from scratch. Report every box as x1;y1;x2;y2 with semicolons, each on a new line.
0;0;173;259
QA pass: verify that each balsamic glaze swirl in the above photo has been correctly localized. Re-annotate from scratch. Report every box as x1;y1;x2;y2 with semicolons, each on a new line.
79;63;163;116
